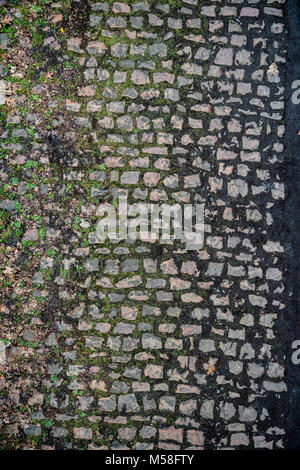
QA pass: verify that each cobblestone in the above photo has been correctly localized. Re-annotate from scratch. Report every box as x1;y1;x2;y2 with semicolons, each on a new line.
0;0;288;451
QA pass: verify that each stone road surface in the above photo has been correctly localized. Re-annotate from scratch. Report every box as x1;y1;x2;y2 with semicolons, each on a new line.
0;0;288;450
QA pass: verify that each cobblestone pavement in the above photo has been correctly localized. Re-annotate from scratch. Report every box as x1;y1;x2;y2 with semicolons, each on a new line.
0;0;288;450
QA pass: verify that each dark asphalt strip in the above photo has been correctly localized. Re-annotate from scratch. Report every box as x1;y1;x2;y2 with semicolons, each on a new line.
285;0;300;450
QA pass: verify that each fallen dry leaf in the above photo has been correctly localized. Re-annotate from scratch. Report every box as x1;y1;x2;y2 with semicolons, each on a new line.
267;63;279;76
207;365;216;376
